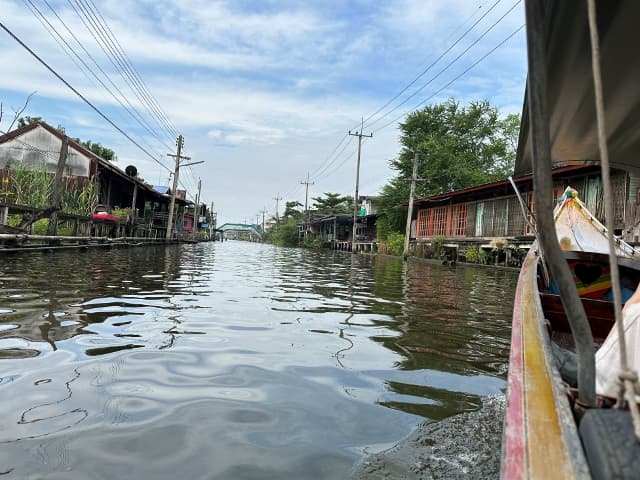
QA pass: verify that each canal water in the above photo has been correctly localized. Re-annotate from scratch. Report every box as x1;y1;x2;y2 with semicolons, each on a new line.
0;241;516;479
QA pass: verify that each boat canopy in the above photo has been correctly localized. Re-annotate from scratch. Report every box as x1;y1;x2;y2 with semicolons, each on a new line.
515;1;640;176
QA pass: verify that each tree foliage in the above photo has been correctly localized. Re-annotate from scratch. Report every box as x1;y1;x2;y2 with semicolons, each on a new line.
283;200;303;220
75;139;116;162
311;192;353;215
263;218;300;247
17;116;42;128
376;99;519;240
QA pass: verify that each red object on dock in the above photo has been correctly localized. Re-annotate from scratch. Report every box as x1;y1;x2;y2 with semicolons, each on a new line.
92;213;118;222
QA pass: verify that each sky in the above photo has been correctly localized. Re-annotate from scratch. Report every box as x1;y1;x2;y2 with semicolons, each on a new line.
0;0;527;225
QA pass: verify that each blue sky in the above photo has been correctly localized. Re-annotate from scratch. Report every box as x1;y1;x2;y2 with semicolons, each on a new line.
0;0;527;225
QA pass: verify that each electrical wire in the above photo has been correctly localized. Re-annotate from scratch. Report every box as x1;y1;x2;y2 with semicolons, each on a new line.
300;1;509;201
356;0;503;131
366;0;522;130
373;24;525;134
0;20;172;172
85;0;178;137
24;0;173;154
67;0;175;144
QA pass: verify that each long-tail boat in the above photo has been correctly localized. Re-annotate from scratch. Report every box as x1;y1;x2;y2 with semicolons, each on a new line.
502;1;640;478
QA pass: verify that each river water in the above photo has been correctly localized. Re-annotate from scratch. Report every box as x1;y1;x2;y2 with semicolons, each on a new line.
0;241;516;479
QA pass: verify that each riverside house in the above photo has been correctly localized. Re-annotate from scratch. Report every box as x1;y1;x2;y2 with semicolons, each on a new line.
411;164;631;265
0;121;191;238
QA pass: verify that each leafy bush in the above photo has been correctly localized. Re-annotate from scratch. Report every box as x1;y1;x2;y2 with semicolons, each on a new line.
302;236;325;249
386;232;405;256
465;245;480;263
264;219;300;247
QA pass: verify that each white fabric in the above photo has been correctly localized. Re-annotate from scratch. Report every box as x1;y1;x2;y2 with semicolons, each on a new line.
595;302;640;400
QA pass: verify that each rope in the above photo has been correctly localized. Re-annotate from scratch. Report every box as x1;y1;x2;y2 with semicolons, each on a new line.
587;0;640;438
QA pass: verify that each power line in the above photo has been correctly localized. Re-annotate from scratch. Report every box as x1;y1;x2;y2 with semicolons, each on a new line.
67;0;175;143
82;0;178;137
366;0;522;130
24;0;173;153
41;0;173;149
373;24;525;134
358;0;503;130
0;20;172;172
85;0;178;137
303;1;506;200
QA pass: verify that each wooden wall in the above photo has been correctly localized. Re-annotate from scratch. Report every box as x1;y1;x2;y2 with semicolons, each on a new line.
415;170;628;240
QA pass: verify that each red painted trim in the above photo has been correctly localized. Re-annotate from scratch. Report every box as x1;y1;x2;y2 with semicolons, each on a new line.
501;254;531;478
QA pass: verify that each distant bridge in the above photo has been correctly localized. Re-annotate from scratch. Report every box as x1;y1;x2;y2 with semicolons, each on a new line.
217;223;263;240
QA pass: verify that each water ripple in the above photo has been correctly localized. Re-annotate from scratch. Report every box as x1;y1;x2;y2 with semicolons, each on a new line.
0;242;516;479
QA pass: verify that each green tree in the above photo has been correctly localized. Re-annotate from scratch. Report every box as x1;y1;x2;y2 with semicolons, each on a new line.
376;99;519;240
311;192;353;214
263;217;300;247
17;116;42;128
75;139;116;162
283;200;303;220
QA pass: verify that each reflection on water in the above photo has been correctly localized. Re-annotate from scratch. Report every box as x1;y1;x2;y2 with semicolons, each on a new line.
0;242;516;479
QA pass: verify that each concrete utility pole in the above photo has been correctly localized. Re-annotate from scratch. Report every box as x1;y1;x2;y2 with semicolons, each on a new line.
260;208;268;233
300;172;314;236
193;177;201;238
166;135;189;240
403;151;421;259
348;120;373;253
166;136;202;240
273;193;282;226
300;172;314;215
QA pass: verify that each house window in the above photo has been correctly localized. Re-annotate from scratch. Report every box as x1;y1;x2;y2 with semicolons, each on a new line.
432;206;447;236
417;209;429;237
450;203;467;237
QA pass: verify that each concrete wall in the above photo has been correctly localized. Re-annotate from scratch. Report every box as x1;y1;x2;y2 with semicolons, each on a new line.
0;126;91;177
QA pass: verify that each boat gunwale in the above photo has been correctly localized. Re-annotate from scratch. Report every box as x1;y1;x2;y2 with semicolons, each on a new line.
502;247;590;479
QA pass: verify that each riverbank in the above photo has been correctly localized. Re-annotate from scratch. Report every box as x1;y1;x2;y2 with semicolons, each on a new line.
0;234;211;253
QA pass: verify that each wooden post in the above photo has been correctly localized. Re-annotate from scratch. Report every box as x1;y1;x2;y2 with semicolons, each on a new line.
47;136;69;236
130;183;138;231
106;177;112;207
0;205;8;225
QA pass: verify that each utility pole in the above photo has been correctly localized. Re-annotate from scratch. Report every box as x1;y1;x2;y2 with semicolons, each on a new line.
300;172;314;237
273;193;282;227
256;213;261;225
348;120;373;253
193;177;201;239
260;208;268;233
166;136;203;241
300;172;314;215
403;151;422;259
166;135;188;240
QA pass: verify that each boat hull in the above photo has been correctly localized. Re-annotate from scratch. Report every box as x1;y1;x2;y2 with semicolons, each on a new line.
502;248;590;479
